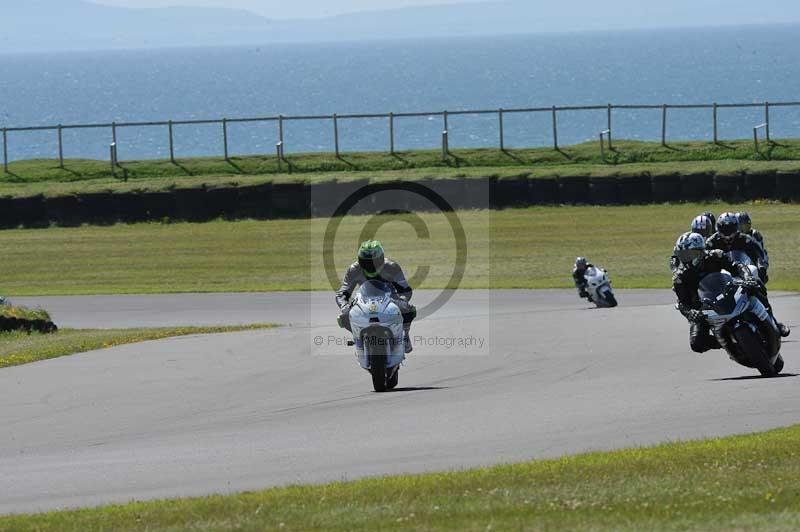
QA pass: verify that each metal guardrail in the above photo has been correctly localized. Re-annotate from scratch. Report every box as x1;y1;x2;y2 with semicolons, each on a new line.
2;100;799;173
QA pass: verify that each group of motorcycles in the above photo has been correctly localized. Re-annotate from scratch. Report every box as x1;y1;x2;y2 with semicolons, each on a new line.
574;212;784;378
342;213;784;392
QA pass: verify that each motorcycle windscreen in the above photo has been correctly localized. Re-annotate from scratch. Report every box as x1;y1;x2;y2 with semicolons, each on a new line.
357;279;392;299
698;272;737;314
728;249;753;266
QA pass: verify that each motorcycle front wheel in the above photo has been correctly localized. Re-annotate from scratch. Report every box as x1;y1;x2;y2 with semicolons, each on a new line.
733;326;777;377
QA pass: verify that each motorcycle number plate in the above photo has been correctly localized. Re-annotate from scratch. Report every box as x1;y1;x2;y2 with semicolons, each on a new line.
369;303;378;313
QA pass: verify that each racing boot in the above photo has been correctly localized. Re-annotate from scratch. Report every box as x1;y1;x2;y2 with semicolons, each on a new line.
404;325;413;354
778;322;791;338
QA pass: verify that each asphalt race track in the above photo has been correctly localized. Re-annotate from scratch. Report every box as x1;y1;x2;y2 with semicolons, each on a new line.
2;290;799;515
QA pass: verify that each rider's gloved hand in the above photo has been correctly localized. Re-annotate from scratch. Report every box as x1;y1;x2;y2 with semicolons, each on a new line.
742;277;762;292
687;309;706;323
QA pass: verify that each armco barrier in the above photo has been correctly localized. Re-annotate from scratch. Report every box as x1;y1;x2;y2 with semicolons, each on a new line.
650;174;682;203
588;176;619;205
0;172;799;229
80;192;117;225
557;176;590;204
492;177;529;208
44;195;82;226
776;172;800;201
712;174;743;200
617;175;652;203
236;183;273;219
529;177;558;205
680;173;714;201
271;182;309;218
743;172;777;200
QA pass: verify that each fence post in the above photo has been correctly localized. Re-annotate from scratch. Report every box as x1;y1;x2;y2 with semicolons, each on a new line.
661;104;668;146
278;114;284;151
112;121;117;145
168;120;175;162
753;127;759;154
765;101;771;143
499;108;505;151
551;106;559;150
443;110;449;133
333;113;340;158
222;118;229;160
606;104;613;149
442;130;449;161
110;142;117;177
712;102;718;144
2;128;8;173
276;141;283;171
57;124;64;168
389;112;395;154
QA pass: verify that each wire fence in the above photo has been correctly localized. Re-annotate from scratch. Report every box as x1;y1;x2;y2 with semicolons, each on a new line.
3;100;800;173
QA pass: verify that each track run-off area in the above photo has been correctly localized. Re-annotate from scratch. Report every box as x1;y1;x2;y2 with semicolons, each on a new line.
2;290;799;515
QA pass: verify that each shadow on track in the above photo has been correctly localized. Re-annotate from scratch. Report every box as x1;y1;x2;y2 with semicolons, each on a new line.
390;386;447;393
710;373;799;382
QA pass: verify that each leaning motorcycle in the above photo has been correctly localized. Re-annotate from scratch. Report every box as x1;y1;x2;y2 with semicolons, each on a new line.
584;266;618;308
346;279;406;392
699;271;783;376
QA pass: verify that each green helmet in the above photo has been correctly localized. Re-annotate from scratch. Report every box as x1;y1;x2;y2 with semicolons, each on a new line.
358;240;386;278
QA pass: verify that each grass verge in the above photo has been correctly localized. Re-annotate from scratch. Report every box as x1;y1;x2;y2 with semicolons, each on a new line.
2;139;800;197
0;201;798;296
2;424;800;530
0;324;276;369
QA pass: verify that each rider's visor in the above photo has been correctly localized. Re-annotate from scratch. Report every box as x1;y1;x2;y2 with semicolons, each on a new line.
676;248;704;265
359;255;385;277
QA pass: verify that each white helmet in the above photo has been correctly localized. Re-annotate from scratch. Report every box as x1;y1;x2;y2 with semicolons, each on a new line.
691;215;714;238
674;232;706;267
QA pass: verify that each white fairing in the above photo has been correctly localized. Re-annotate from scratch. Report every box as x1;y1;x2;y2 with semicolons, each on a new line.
727;250;762;282
584;266;616;308
349;282;406;371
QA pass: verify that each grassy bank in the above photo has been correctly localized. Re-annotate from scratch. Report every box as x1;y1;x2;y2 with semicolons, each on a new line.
3;424;800;531
0;324;276;369
2;139;800;197
0;304;51;322
0;202;798;296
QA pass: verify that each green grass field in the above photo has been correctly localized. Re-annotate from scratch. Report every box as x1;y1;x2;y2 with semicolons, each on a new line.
2;424;799;531
0;324;276;369
0;202;798;296
2;139;800;197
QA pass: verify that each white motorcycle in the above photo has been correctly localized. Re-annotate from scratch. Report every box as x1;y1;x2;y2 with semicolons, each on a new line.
584;266;618;308
346;279;406;392
728;250;764;283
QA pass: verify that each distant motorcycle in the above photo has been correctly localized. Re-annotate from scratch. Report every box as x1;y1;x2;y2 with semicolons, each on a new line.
699;271;783;376
727;250;765;283
346;279;406;392
584;266;618;308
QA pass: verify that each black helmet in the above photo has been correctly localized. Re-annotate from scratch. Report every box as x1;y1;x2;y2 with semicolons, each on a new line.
358;240;386;279
716;212;740;242
575;257;588;271
701;211;717;231
737;211;752;234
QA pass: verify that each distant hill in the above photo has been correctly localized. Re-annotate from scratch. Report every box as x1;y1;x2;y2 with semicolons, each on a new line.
3;0;800;53
0;0;271;52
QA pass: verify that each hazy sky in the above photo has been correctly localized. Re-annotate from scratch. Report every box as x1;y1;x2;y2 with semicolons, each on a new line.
91;0;479;19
